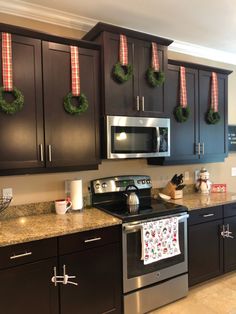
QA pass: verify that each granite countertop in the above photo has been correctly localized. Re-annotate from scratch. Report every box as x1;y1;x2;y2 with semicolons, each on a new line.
0;208;121;247
170;192;236;211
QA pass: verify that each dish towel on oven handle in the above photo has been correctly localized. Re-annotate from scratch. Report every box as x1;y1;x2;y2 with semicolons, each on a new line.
141;216;181;265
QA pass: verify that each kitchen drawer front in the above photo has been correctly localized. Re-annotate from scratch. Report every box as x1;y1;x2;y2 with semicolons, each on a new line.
0;237;57;270
59;225;121;255
189;206;223;225
224;202;236;218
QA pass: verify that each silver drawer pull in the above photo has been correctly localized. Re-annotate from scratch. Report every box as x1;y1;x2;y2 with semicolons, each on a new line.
202;213;214;218
84;237;101;243
10;251;32;260
136;96;140;111
48;144;52;162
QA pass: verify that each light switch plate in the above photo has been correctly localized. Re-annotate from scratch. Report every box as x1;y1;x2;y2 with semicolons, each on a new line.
184;171;189;181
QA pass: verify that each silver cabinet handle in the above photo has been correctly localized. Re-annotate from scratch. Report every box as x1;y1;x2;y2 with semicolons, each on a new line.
226;224;234;239
84;237;101;243
39;144;44;162
51;266;59;286
141;96;145;111
10;251;32;260
63;264;78;286
48;144;52;162
136;96;140;111
202;213;214;218
195;143;201;155
201;142;205;155
221;224;226;238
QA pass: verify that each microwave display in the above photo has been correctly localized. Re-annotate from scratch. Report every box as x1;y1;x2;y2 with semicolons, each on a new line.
111;126;168;154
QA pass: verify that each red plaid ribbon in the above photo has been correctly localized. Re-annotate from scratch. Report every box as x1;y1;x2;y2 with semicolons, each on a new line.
2;32;13;91
151;42;160;72
70;46;80;96
211;72;218;112
119;34;128;66
180;66;187;108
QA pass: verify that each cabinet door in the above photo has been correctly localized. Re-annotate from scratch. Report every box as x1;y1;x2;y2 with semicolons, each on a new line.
199;70;228;161
0;35;44;171
224;216;236;272
59;243;122;314
42;42;100;169
103;31;139;116
188;219;223;286
0;258;58;314
138;41;167;116
165;64;199;163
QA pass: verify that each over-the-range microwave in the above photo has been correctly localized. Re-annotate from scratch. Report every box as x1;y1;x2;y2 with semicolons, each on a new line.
105;115;170;159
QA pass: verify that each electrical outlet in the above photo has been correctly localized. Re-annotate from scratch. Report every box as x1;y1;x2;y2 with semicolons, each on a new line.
232;167;236;177
65;180;71;195
2;188;13;198
184;171;189;181
194;170;200;182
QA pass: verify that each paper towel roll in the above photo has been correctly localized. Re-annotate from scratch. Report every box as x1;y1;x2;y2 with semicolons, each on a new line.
70;179;83;210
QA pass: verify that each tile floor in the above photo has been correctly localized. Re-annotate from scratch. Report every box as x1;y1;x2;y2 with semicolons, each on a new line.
151;272;236;314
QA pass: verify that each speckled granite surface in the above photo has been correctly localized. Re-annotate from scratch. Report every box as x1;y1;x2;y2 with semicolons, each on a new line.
0;208;121;247
169;192;236;210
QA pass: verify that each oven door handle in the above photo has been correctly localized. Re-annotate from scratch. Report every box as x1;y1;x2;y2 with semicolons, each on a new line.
123;213;189;233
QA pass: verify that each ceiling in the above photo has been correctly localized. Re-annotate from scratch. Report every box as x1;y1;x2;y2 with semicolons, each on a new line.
1;0;236;64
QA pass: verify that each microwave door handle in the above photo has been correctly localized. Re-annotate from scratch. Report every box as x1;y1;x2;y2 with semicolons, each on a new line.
154;127;160;152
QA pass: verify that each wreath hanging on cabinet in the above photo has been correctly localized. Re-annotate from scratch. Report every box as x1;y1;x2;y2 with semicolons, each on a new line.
112;34;133;84
63;46;88;115
0;32;24;115
174;66;190;123
146;42;165;88
205;72;220;124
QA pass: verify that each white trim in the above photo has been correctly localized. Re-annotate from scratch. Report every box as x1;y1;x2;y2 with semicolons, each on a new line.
0;0;236;65
169;40;236;66
0;0;97;31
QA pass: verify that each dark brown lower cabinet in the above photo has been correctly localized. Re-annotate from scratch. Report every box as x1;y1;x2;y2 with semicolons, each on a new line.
188;203;236;287
188;219;223;286
59;243;122;314
0;258;59;314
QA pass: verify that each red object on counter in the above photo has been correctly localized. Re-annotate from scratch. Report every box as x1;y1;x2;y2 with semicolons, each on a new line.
211;184;227;193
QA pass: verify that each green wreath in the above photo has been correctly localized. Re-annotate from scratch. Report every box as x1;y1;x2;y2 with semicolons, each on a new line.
64;92;89;115
0;86;24;115
112;62;133;84
174;105;190;123
206;108;220;124
146;67;165;88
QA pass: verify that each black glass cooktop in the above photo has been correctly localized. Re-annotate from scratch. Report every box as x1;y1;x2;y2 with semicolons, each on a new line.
95;199;187;222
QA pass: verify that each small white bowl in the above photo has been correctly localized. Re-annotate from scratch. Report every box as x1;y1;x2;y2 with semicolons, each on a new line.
158;193;171;201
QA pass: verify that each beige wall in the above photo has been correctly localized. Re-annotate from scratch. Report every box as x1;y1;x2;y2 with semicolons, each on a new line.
1;14;236;205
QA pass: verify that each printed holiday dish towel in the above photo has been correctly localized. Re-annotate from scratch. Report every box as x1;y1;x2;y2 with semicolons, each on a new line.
141;217;181;265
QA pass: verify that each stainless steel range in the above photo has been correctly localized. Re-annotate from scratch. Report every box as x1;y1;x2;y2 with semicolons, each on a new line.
90;175;189;314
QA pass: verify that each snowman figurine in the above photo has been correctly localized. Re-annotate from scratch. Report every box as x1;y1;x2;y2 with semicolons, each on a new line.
195;168;212;194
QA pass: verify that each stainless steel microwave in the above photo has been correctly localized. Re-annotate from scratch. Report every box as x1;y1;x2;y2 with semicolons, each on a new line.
105;115;170;159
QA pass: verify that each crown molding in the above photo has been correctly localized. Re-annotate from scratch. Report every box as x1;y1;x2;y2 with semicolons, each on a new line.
0;0;97;31
0;0;236;65
169;40;236;66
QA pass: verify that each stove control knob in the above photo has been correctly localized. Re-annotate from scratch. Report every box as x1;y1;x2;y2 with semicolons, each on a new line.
146;179;151;184
142;180;146;184
102;183;107;189
95;183;100;189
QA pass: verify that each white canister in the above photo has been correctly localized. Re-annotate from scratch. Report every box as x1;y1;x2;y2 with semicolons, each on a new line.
70;179;83;210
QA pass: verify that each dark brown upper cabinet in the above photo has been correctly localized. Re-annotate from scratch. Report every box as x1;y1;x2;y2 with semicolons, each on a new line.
42;42;100;169
0;23;100;175
0;34;44;171
83;22;172;117
148;60;232;165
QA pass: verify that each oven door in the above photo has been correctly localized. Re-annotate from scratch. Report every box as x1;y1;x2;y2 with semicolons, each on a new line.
122;212;188;293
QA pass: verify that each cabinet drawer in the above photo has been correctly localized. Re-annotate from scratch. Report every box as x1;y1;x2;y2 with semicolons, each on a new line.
0;237;57;270
59;225;121;255
189;206;223;225
224;203;236;218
